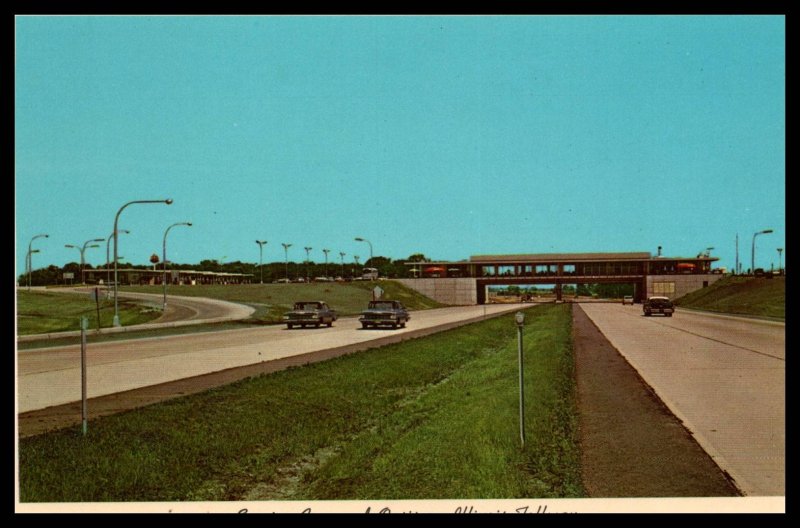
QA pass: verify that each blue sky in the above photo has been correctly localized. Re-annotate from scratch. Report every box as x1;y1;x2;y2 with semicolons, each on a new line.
15;15;785;273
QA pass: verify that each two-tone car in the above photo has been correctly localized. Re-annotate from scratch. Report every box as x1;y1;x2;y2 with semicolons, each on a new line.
643;296;674;317
284;301;338;329
359;300;410;329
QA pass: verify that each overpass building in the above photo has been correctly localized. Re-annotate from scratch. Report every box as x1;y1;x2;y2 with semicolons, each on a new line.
400;251;722;305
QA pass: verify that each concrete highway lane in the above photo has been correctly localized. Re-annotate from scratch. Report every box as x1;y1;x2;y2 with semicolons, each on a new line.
17;303;527;415
580;303;784;497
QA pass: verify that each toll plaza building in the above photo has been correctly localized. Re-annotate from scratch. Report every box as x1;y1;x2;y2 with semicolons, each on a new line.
399;252;722;305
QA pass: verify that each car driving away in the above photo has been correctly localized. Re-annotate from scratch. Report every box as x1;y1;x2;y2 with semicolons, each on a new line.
643;296;674;317
283;301;338;329
359;300;410;329
622;295;634;305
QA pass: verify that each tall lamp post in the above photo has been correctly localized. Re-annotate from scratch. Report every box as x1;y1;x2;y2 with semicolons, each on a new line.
304;247;313;282
112;199;173;327
751;229;773;275
281;243;292;282
322;249;330;278
65;238;104;284
777;248;783;275
106;229;130;288
354;255;360;277
355;237;373;264
27;233;48;290
163;222;192;310
339;251;346;277
515;311;526;447
255;240;268;284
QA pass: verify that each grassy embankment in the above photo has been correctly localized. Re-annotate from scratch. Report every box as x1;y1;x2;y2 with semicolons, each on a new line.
19;304;584;501
674;276;785;320
16;290;162;335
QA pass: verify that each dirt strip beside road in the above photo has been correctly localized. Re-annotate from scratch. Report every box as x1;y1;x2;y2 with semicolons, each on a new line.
573;304;739;497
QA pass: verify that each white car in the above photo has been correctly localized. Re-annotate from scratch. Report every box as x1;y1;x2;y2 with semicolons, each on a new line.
622;295;634;305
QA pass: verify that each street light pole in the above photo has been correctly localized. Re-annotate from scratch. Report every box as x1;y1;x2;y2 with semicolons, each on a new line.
339;252;346;278
27;234;48;290
66;238;104;284
355;237;373;264
322;249;330;278
777;248;783;274
281;243;292;282
113;199;173;327
304;247;313;282
163;222;192;310
256;240;267;284
515;311;526;447
26;249;40;288
751;229;774;275
106;229;130;289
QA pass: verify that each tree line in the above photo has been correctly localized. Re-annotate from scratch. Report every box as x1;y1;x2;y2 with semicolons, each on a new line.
19;254;433;286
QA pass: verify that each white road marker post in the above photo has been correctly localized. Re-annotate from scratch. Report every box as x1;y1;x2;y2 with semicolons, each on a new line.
80;316;88;436
515;311;526;447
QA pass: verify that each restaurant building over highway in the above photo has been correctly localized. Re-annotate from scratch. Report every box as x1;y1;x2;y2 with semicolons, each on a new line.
400;251;722;305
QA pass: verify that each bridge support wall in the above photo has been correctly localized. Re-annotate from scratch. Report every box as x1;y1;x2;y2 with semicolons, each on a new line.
646;274;723;300
395;278;478;305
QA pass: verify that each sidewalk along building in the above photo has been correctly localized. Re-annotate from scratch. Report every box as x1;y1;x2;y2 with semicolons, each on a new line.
399;251;722;305
84;268;254;286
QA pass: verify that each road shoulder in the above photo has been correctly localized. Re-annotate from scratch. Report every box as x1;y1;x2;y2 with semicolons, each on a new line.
572;304;739;497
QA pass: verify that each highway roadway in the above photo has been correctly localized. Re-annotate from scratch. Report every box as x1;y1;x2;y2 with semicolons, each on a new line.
580;303;785;497
17;303;526;414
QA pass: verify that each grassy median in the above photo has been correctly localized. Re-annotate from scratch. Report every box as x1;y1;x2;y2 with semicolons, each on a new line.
18;304;583;501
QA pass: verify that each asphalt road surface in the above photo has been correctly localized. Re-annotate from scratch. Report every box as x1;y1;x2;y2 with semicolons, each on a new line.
17;304;526;415
580;303;784;497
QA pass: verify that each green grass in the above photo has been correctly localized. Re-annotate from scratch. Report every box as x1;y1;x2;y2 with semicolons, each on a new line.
674;276;785;319
16;290;162;335
120;280;445;323
18;304;583;501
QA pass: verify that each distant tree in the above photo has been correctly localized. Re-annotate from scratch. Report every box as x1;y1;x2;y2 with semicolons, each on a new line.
406;253;430;263
199;259;221;272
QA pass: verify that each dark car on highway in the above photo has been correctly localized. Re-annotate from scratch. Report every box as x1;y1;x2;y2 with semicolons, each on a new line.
359;300;409;329
284;301;338;329
643;296;674;317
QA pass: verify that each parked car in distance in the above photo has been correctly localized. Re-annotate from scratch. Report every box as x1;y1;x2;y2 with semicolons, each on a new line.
359;300;410;329
273;278;291;284
313;276;334;282
284;301;338;329
643;296;674;317
622;295;634;305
